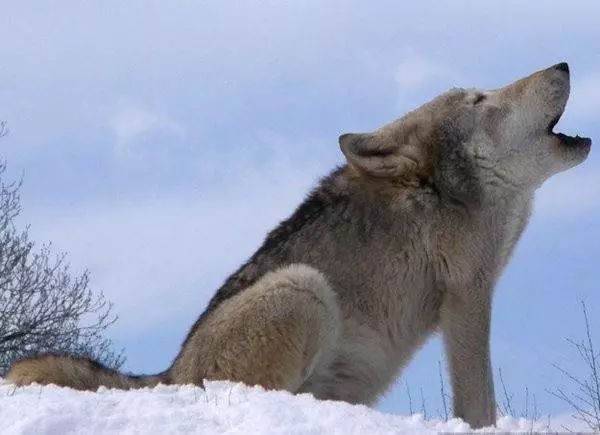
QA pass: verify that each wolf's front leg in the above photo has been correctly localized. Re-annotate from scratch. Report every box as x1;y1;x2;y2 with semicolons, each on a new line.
440;287;496;429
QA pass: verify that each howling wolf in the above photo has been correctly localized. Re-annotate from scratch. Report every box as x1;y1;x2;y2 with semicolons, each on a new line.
7;63;591;428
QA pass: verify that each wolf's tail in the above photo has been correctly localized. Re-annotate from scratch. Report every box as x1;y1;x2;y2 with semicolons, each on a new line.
4;354;167;391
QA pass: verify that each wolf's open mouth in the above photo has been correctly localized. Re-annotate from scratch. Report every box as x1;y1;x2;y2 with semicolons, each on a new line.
547;113;592;148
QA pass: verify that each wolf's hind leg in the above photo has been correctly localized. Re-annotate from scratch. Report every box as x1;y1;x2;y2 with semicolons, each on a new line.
170;264;340;392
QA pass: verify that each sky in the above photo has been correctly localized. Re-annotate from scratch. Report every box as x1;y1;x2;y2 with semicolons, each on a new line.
1;0;599;418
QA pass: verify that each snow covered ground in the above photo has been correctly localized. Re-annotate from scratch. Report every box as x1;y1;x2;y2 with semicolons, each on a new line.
0;379;589;434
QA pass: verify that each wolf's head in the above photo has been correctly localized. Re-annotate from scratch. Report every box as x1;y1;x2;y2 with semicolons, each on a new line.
340;63;591;203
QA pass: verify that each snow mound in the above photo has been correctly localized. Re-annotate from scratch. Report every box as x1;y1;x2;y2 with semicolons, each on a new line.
0;379;584;434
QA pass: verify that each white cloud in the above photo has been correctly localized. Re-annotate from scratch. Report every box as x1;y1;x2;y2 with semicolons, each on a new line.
109;103;184;158
110;106;159;143
395;56;455;93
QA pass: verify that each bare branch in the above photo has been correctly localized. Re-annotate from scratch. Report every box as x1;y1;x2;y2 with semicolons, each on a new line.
0;162;124;373
405;380;414;415
497;367;515;417
549;301;600;432
438;360;449;421
419;387;428;420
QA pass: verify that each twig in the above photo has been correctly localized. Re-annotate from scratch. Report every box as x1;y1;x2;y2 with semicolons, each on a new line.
549;301;600;432
405;380;414;415
438;360;449;421
420;387;427;420
498;367;515;417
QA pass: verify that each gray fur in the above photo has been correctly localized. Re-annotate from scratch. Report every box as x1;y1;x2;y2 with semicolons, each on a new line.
6;63;591;429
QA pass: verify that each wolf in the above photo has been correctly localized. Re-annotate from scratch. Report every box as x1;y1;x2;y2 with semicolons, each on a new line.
6;63;591;428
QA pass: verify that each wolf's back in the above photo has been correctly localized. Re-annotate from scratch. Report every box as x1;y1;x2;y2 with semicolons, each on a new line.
5;354;165;391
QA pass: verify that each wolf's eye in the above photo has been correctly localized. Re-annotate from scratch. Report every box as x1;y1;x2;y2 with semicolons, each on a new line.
473;94;486;105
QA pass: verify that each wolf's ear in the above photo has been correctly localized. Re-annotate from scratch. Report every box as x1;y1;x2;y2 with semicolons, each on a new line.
339;132;419;177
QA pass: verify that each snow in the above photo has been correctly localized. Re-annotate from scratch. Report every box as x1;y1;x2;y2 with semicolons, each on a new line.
0;379;588;434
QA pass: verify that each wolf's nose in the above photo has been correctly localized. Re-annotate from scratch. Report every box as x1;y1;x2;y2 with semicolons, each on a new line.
554;62;570;74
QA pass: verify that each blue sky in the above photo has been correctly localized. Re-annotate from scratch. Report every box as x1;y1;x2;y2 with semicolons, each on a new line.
1;0;599;417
